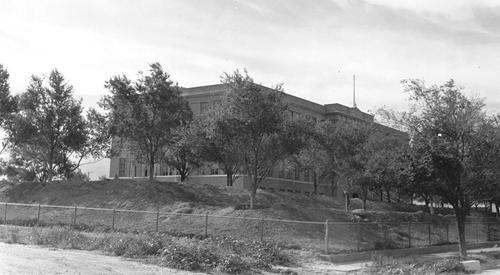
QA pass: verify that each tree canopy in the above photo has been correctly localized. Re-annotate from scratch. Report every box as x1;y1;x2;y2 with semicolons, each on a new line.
5;69;105;181
102;63;192;181
397;79;500;258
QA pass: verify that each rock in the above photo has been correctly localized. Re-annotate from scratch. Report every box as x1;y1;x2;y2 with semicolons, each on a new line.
351;209;366;216
461;260;480;272
173;207;194;214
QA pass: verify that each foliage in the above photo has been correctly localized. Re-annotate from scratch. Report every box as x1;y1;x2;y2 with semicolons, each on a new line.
0;64;16;154
395;79;500;257
218;70;308;209
4;69;107;182
2;226;291;274
198;102;243;186
101;63;192;180
368;255;467;275
164;124;203;182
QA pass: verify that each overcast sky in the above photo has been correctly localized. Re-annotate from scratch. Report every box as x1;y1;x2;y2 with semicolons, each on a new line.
1;0;500;178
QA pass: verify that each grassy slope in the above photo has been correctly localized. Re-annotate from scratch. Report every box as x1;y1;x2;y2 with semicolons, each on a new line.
0;179;465;253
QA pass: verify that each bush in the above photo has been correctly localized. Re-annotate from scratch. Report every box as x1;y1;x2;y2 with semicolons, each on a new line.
369;256;467;275
160;242;218;271
3;226;292;274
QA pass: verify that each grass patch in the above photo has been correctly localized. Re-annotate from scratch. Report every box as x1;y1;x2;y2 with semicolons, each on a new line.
0;225;292;274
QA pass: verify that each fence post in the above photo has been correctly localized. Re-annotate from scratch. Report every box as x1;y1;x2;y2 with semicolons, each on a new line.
357;221;361;251
72;206;77;228
428;223;431;246
383;223;388;244
3;202;7;224
204;213;208;238
155;210;160;233
446;222;449;242
476;223;479;243
111;208;116;231
408;220;412;248
260;218;264;242
487;223;491;241
324;219;329;255
37;204;41;226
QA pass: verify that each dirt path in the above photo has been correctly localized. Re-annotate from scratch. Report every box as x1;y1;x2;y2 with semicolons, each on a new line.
0;242;205;275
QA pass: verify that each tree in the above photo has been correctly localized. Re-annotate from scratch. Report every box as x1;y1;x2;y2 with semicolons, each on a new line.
198;105;243;186
0;64;16;154
314;119;373;212
6;69;104;182
363;128;410;207
164;124;203;182
102;63;192;181
220;70;307;209
398;79;500;258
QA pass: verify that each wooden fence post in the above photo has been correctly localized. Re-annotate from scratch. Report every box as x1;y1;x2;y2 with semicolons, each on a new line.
73;206;77;228
260;218;264;242
3;202;7;224
155;210;160;233
446;222;449;242
324;220;329;255
111;209;116;231
37;204;41;226
428;223;431;246
204;213;208;238
487;223;491;241
357;221;361;251
476;223;479;243
408;220;412;248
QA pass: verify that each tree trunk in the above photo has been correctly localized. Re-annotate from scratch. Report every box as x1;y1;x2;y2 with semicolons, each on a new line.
362;188;368;210
344;191;350;212
424;197;430;213
454;207;467;258
249;185;257;210
226;172;233;186
386;189;391;203
148;157;154;181
429;197;435;215
180;172;187;182
380;190;383;202
495;202;499;218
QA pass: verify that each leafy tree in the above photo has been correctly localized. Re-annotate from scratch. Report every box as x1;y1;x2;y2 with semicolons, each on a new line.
314;119;373;211
102;63;192;181
363;128;410;208
164;124;203;182
220;71;307;209
0;64;16;154
198;105;243;186
398;79;500;258
6;69;104;182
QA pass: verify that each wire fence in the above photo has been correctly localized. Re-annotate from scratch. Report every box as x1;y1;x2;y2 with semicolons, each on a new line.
1;201;499;254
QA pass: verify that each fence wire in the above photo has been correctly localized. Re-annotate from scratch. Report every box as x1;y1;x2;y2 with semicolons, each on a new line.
2;201;500;254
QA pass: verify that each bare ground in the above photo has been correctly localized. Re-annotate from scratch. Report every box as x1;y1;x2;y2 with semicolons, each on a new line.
0;242;205;275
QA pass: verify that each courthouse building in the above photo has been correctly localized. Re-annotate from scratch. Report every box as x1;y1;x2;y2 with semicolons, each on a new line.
109;83;405;198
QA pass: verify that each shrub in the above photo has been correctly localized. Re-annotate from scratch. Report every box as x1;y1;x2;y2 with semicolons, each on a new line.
160;243;218;271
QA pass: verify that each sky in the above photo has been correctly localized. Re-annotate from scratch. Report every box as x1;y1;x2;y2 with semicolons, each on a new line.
1;0;500;178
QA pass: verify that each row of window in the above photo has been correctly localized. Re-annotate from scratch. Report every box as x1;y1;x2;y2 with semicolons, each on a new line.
259;186;325;196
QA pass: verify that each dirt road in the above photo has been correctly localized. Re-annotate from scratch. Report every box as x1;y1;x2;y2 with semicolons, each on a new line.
0;242;205;275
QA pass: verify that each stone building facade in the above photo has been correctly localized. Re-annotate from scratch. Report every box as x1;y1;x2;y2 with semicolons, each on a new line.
109;84;405;198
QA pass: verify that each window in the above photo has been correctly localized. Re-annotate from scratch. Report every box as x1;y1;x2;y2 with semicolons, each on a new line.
119;158;126;177
200;102;209;114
